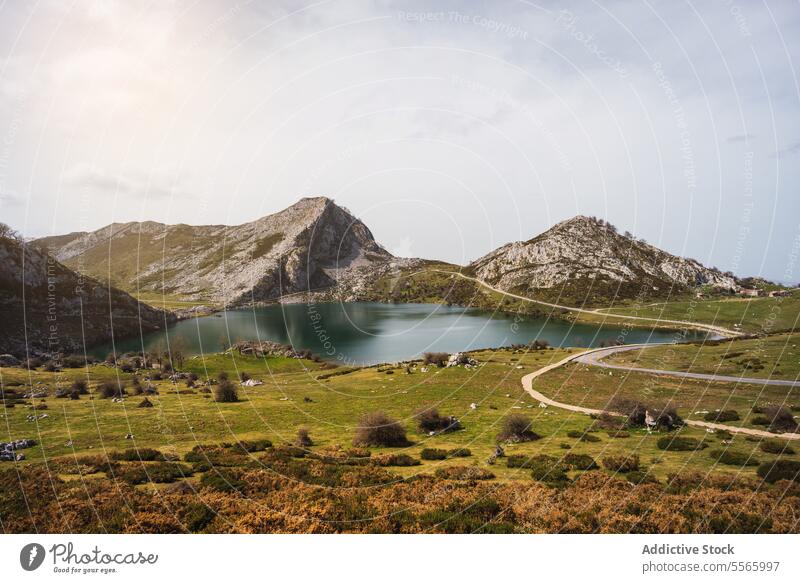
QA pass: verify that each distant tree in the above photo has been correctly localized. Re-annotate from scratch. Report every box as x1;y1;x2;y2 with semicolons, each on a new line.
0;222;19;240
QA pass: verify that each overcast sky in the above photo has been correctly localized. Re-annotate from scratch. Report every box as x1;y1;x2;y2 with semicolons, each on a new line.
1;0;798;281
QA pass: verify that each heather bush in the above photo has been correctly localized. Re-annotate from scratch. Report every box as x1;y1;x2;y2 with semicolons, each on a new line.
601;454;640;473
97;381;126;399
497;414;539;443
709;449;759;466
420;448;448;460
353;411;410;447
657;436;708;451
434;466;495;480
760;440;796;455
704;410;740;423
757;459;800;484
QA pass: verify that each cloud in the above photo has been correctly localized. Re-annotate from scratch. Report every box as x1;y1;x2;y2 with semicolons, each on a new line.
64;164;193;200
773;141;800;158
726;133;755;143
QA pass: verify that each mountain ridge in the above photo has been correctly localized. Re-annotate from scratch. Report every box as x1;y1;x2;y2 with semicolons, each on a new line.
35;201;741;311
0;232;172;357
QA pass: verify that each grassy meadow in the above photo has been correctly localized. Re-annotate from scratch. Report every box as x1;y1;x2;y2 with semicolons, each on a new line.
1;345;796;485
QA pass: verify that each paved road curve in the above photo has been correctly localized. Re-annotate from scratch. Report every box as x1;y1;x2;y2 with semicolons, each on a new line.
520;345;800;441
576;344;800;387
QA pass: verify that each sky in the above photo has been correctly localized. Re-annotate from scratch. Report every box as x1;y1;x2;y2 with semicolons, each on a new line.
0;0;799;282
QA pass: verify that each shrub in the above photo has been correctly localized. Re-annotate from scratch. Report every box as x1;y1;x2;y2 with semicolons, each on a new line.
239;371;250;382
233;439;272;453
415;407;462;433
704;410;740;423
567;430;601;442
420;448;448;460
610;396;682;429
762;406;798;433
200;469;244;492
709;449;759;466
130;377;143;395
422;352;449;367
528;455;569;483
371;453;419;467
353;411;410;447
757;459;800;484
97;381;126;399
70;379;89;394
563;453;598;471
657;436;708;451
447;448;471;458
497;414;539;443
760;439;796;455
180;503;216;532
213;379;239;403
626;471;658;485
601;454;640;473
609;396;647;425
24;357;42;370
295;428;313;448
117;462;192;485
434;466;495;480
138;398;154;408
110;448;165;462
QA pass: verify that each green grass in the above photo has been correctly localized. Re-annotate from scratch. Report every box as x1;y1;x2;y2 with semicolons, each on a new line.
581;291;800;334
535;361;798;428
604;332;800;379
2;346;794;482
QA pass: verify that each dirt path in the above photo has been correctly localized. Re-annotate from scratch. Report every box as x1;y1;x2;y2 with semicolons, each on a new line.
520;345;800;441
434;270;742;338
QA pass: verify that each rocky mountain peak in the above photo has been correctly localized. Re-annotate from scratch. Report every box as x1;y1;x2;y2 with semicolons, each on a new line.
470;215;737;302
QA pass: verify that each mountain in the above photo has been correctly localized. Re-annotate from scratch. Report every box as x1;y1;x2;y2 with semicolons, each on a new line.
467;215;737;303
36;197;394;306
0;233;171;357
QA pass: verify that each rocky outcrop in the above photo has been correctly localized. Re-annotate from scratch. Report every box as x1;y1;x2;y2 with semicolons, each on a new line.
0;235;172;357
468;216;736;299
36;197;394;306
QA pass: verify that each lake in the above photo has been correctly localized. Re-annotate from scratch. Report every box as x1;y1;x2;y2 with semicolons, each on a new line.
95;302;703;365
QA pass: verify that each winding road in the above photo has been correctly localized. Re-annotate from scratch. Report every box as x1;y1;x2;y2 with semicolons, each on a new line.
520;344;800;441
434;270;743;339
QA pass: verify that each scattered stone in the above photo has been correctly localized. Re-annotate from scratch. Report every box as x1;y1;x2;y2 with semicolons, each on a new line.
470;403;477;410
23;388;48;399
0;438;37;461
125;433;134;440
242;378;263;387
446;352;478;368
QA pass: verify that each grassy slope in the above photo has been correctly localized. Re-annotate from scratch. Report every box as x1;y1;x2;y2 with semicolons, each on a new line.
580;291;800;334
604;332;800;380
2;347;793;482
60;227;222;307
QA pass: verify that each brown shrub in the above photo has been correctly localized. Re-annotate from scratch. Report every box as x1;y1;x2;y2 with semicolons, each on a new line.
497;414;539;443
213;379;239;403
353;411;410;447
